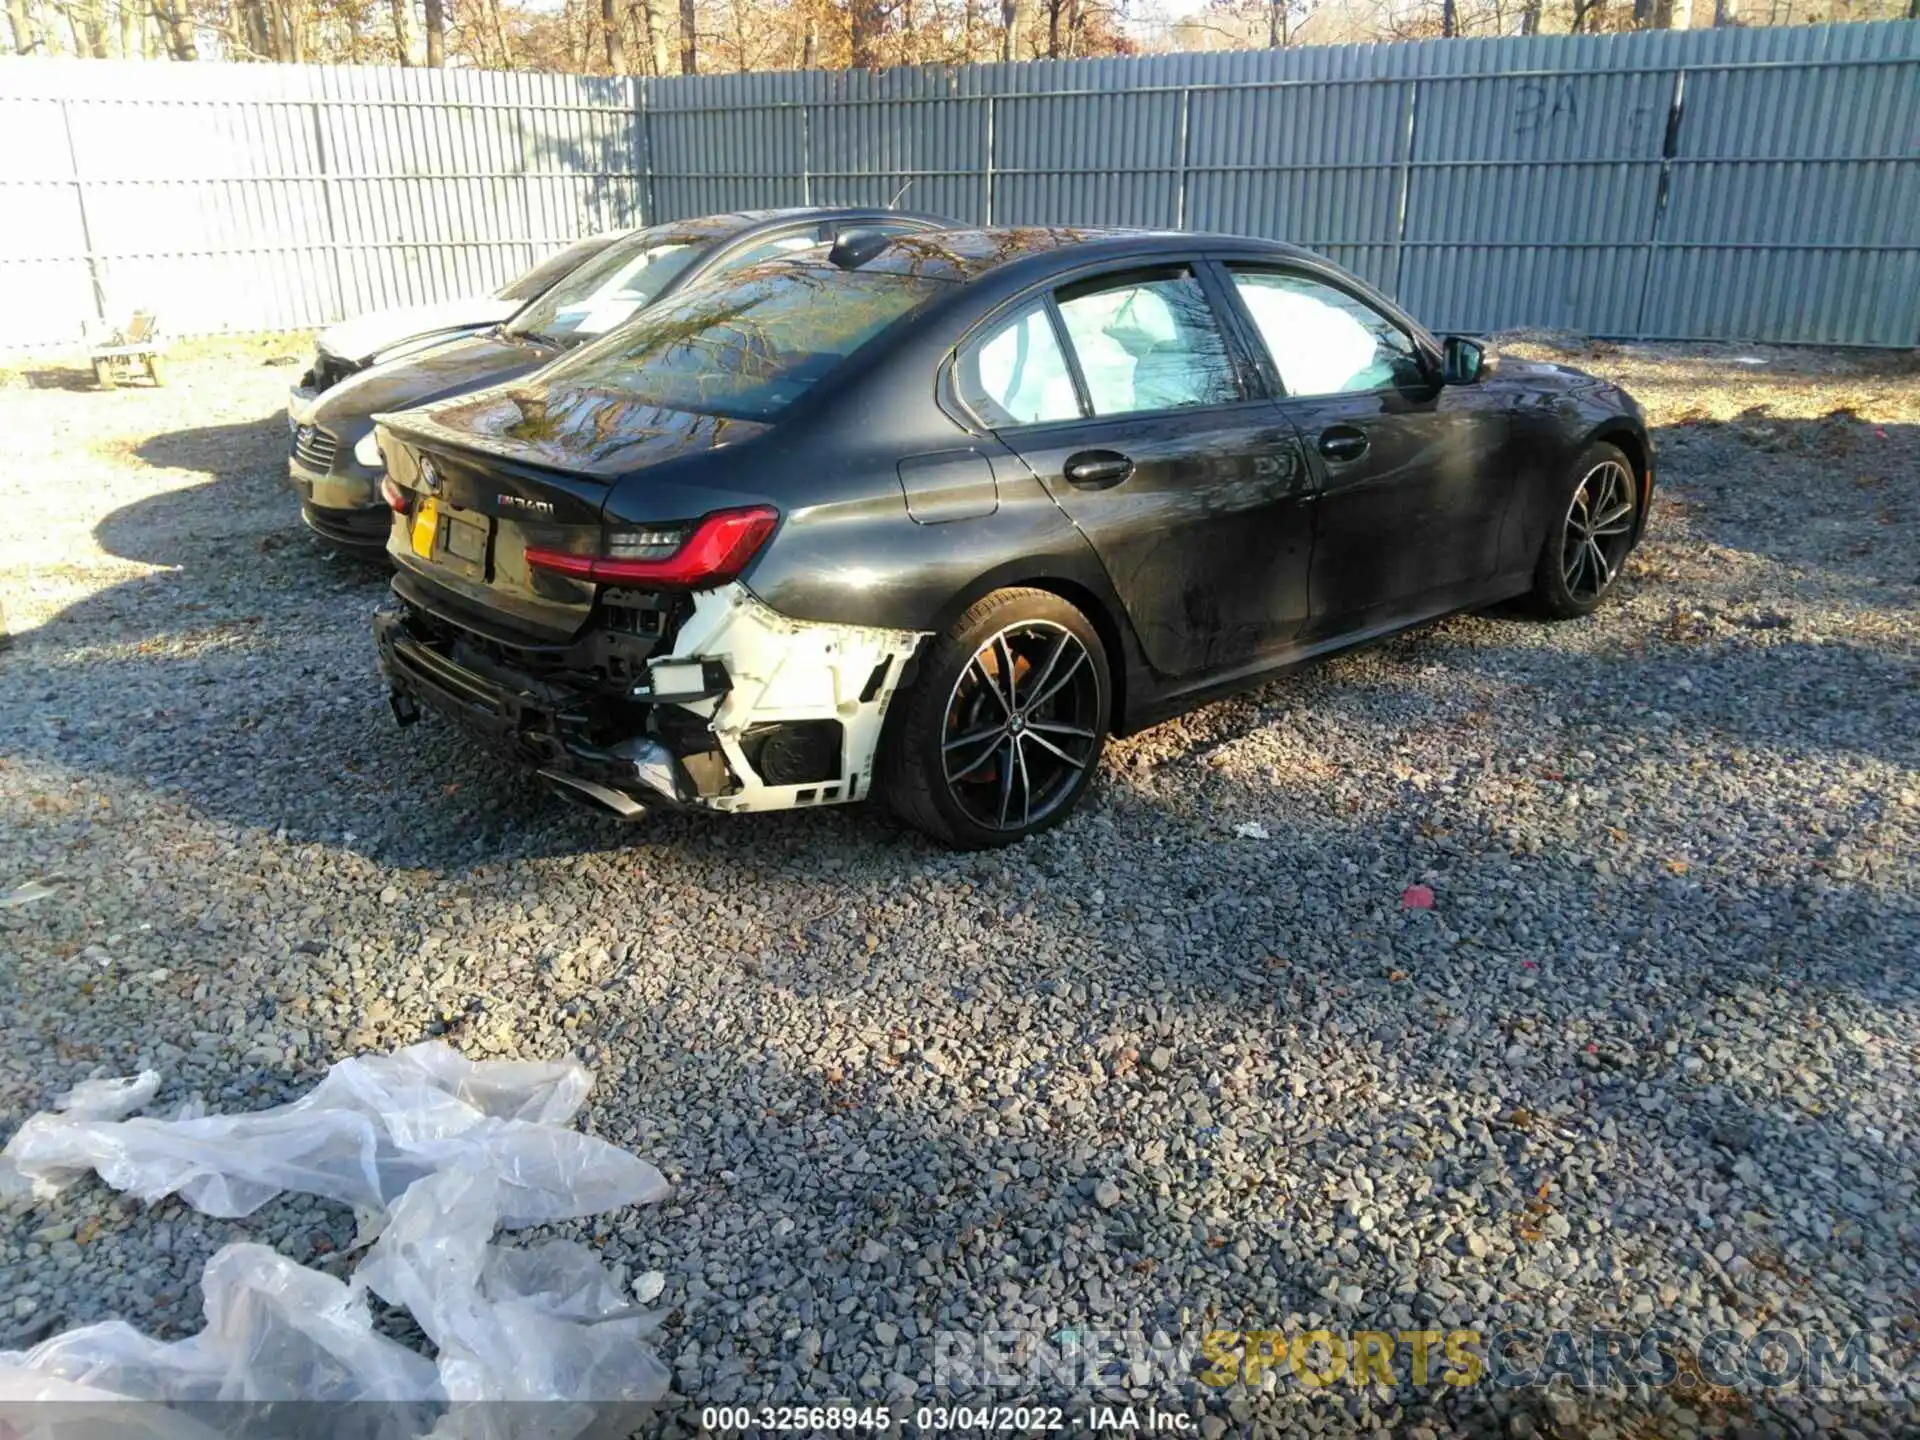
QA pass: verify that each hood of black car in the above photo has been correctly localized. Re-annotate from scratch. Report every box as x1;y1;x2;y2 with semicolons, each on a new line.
378;381;770;481
310;336;554;437
1489;354;1604;388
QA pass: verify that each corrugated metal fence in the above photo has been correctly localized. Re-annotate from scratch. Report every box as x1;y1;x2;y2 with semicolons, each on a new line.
2;20;1915;350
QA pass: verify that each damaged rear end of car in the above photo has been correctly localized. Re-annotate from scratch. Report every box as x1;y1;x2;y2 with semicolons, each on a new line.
372;259;947;820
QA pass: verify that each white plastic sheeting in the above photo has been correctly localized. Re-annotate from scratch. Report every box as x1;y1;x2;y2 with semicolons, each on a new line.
0;1043;659;1227
0;1043;670;1431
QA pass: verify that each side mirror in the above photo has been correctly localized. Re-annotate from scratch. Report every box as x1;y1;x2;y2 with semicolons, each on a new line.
1442;335;1486;385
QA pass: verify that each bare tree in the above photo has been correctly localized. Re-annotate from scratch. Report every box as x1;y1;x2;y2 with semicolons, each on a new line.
388;0;412;60
485;0;513;64
422;0;443;62
598;0;622;64
678;0;693;69
635;0;667;71
158;0;195;55
999;0;1021;58
6;0;39;50
848;0;887;66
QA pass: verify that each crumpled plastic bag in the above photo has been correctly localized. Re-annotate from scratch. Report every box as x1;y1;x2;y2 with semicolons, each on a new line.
357;1164;668;1406
0;1043;672;1433
1;1244;438;1403
0;1042;664;1228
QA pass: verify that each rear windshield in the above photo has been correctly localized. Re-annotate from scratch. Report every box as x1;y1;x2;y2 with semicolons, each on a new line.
538;265;949;421
492;234;612;303
506;233;706;346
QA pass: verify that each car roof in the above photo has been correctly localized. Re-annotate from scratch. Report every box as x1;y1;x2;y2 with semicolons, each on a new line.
645;206;948;242
848;226;1323;282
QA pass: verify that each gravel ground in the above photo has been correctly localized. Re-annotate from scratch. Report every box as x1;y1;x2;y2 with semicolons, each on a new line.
1;334;1917;1436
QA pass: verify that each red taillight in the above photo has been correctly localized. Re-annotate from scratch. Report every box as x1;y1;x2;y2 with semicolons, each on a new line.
380;475;410;513
525;506;779;589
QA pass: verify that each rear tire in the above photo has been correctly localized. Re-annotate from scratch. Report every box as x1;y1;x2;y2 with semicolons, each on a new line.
1529;441;1639;619
145;354;166;386
880;587;1109;849
93;359;116;390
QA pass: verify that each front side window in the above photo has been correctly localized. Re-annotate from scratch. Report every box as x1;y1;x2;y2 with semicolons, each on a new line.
506;233;702;345
1231;270;1424;397
538;266;949;422
956;304;1080;426
1054;269;1239;417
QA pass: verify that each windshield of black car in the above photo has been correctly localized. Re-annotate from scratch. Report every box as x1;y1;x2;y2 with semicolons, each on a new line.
505;235;704;345
492;234;611;303
537;264;949;422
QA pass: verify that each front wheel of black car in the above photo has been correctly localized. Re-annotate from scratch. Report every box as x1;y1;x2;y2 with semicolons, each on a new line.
881;588;1110;850
1530;442;1640;619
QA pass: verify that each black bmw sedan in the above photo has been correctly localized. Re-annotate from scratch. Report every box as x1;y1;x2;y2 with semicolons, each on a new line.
372;227;1652;849
287;207;947;551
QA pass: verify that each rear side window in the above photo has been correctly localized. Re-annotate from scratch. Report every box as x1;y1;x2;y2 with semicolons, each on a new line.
956;304;1080;426
1055;269;1239;417
507;234;703;345
493;233;610;303
1230;269;1425;396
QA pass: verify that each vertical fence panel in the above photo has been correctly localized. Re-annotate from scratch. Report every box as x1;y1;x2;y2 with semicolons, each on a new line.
0;21;1915;349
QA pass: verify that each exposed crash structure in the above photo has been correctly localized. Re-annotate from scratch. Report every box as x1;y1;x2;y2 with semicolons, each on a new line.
380;581;925;818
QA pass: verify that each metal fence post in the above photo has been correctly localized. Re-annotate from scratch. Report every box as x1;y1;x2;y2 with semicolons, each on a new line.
1392;77;1419;303
639;78;658;225
57;97;105;327
983;94;995;226
1174;86;1191;230
1632;66;1687;340
801;102;813;207
311;99;348;324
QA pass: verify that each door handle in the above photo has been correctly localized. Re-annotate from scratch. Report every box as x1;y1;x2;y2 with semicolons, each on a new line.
1318;427;1369;462
1062;450;1134;489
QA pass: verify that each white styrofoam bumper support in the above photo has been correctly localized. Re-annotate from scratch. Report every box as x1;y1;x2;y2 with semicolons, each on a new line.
651;584;928;813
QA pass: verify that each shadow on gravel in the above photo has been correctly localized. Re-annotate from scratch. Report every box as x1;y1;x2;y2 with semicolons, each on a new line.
90;417;300;570
1651;412;1919;590
3;410;1913;869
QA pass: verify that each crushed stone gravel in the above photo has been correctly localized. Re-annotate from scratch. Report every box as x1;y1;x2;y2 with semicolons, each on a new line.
1;334;1917;1436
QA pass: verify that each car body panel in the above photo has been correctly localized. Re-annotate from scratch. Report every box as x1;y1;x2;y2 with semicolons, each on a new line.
998;401;1317;677
316;297;523;369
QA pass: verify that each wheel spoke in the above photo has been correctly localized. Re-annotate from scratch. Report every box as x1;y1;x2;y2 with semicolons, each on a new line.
1022;728;1091;769
1013;736;1034;827
970;654;1011;716
1587;536;1612;587
943;724;1004;754
1022;631;1073;711
995;738;1017;827
1028;719;1096;740
994;632;1021;711
1593;495;1634;527
1563;537;1586;591
948;732;1002;781
1025;646;1086;712
1592;510;1634;537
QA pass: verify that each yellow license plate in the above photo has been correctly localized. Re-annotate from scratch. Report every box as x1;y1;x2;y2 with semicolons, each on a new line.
410;497;439;559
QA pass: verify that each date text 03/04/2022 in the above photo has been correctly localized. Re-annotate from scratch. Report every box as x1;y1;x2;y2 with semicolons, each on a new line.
699;1404;1191;1431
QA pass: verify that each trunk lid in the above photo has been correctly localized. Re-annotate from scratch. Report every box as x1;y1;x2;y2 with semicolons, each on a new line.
377;386;768;641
